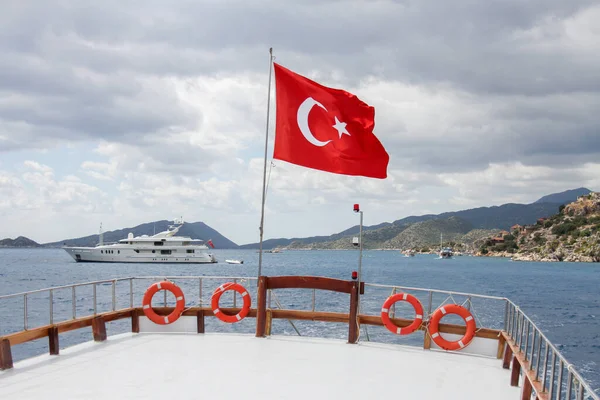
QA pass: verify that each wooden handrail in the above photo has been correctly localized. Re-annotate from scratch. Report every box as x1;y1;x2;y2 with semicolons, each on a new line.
1;309;135;346
255;276;361;343
0;305;503;371
501;331;548;400
264;276;364;294
0;306;501;346
0;309;134;370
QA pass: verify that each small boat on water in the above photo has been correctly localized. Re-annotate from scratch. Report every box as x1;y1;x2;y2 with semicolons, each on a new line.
440;247;453;259
225;259;244;264
402;249;416;257
256;248;282;254
439;233;453;259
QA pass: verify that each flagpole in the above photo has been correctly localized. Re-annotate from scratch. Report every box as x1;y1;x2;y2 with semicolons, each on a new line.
258;47;274;282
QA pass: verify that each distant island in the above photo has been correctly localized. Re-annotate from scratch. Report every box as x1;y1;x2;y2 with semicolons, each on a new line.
0;236;41;248
476;192;600;262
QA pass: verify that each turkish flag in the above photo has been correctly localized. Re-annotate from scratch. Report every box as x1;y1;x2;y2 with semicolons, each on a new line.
273;63;389;179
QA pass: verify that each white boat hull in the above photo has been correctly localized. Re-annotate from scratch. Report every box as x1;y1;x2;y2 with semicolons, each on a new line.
63;247;217;264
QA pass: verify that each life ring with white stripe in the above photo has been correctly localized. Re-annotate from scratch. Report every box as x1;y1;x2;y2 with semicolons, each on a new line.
142;281;186;325
428;304;476;351
211;283;251;323
381;293;424;335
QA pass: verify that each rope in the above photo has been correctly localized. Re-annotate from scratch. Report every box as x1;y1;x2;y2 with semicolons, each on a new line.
167;279;249;315
264;161;275;201
425;294;485;334
270;290;301;336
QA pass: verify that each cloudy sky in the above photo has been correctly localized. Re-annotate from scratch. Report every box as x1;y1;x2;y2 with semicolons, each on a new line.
1;0;599;245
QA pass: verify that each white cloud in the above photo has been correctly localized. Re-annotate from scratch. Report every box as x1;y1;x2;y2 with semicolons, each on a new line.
0;0;599;244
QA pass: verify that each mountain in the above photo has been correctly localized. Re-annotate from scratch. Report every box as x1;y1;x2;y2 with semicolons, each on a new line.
281;216;498;251
392;202;565;232
242;188;591;249
382;216;474;250
43;220;239;249
534;188;591;205
239;221;397;250
478;192;600;262
0;236;41;248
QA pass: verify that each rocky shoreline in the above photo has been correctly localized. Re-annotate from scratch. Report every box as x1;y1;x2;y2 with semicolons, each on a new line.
475;193;600;263
477;251;599;263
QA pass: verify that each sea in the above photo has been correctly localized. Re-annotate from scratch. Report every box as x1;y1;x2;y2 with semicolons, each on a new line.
0;248;598;393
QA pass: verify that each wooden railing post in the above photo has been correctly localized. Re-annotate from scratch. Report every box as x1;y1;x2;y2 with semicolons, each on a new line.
255;276;267;337
197;310;205;333
511;356;521;387
503;344;513;369
423;331;432;349
497;333;506;359
0;338;13;370
92;316;107;342
48;326;59;355
131;309;140;333
265;309;273;336
348;280;359;344
521;378;532;400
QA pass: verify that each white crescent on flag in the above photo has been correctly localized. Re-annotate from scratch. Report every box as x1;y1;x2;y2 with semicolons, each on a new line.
296;97;331;147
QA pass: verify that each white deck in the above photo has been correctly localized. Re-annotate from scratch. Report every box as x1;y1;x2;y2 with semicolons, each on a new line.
0;333;520;399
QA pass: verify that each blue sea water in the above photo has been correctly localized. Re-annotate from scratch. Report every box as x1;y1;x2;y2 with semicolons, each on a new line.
0;248;598;393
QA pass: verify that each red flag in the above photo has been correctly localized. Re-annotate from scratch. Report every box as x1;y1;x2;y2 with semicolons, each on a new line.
207;239;215;249
273;63;389;179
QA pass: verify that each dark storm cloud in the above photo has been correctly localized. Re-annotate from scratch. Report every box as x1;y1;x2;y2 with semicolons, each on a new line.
0;48;197;151
0;0;599;174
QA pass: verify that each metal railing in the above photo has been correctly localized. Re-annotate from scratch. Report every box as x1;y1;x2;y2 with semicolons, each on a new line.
0;276;257;331
362;283;598;400
0;277;134;328
0;277;597;399
506;301;598;400
364;283;506;314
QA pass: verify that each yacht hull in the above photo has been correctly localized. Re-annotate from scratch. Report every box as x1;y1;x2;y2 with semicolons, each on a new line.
63;247;217;264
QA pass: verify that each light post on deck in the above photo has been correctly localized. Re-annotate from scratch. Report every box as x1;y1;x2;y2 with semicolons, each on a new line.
353;204;363;283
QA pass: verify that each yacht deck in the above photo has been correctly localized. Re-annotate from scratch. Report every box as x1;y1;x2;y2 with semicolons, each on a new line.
0;332;519;399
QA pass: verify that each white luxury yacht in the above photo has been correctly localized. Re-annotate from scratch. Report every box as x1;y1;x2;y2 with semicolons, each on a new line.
63;220;217;263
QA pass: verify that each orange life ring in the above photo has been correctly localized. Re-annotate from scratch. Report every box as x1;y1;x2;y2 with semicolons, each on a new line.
211;282;251;323
428;304;476;350
381;292;424;335
142;281;185;325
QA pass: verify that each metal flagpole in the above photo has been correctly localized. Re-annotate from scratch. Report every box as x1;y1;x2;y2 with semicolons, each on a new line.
353;204;365;341
258;47;274;282
358;210;363;282
353;204;364;283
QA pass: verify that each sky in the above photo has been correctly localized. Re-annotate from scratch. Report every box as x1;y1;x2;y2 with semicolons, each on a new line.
1;0;600;245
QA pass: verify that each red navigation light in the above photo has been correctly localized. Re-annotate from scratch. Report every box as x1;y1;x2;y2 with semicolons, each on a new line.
353;204;360;212
351;271;358;280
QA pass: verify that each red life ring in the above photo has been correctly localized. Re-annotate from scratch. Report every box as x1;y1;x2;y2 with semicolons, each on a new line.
428;304;476;350
142;281;185;325
381;293;424;335
211;283;251;323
